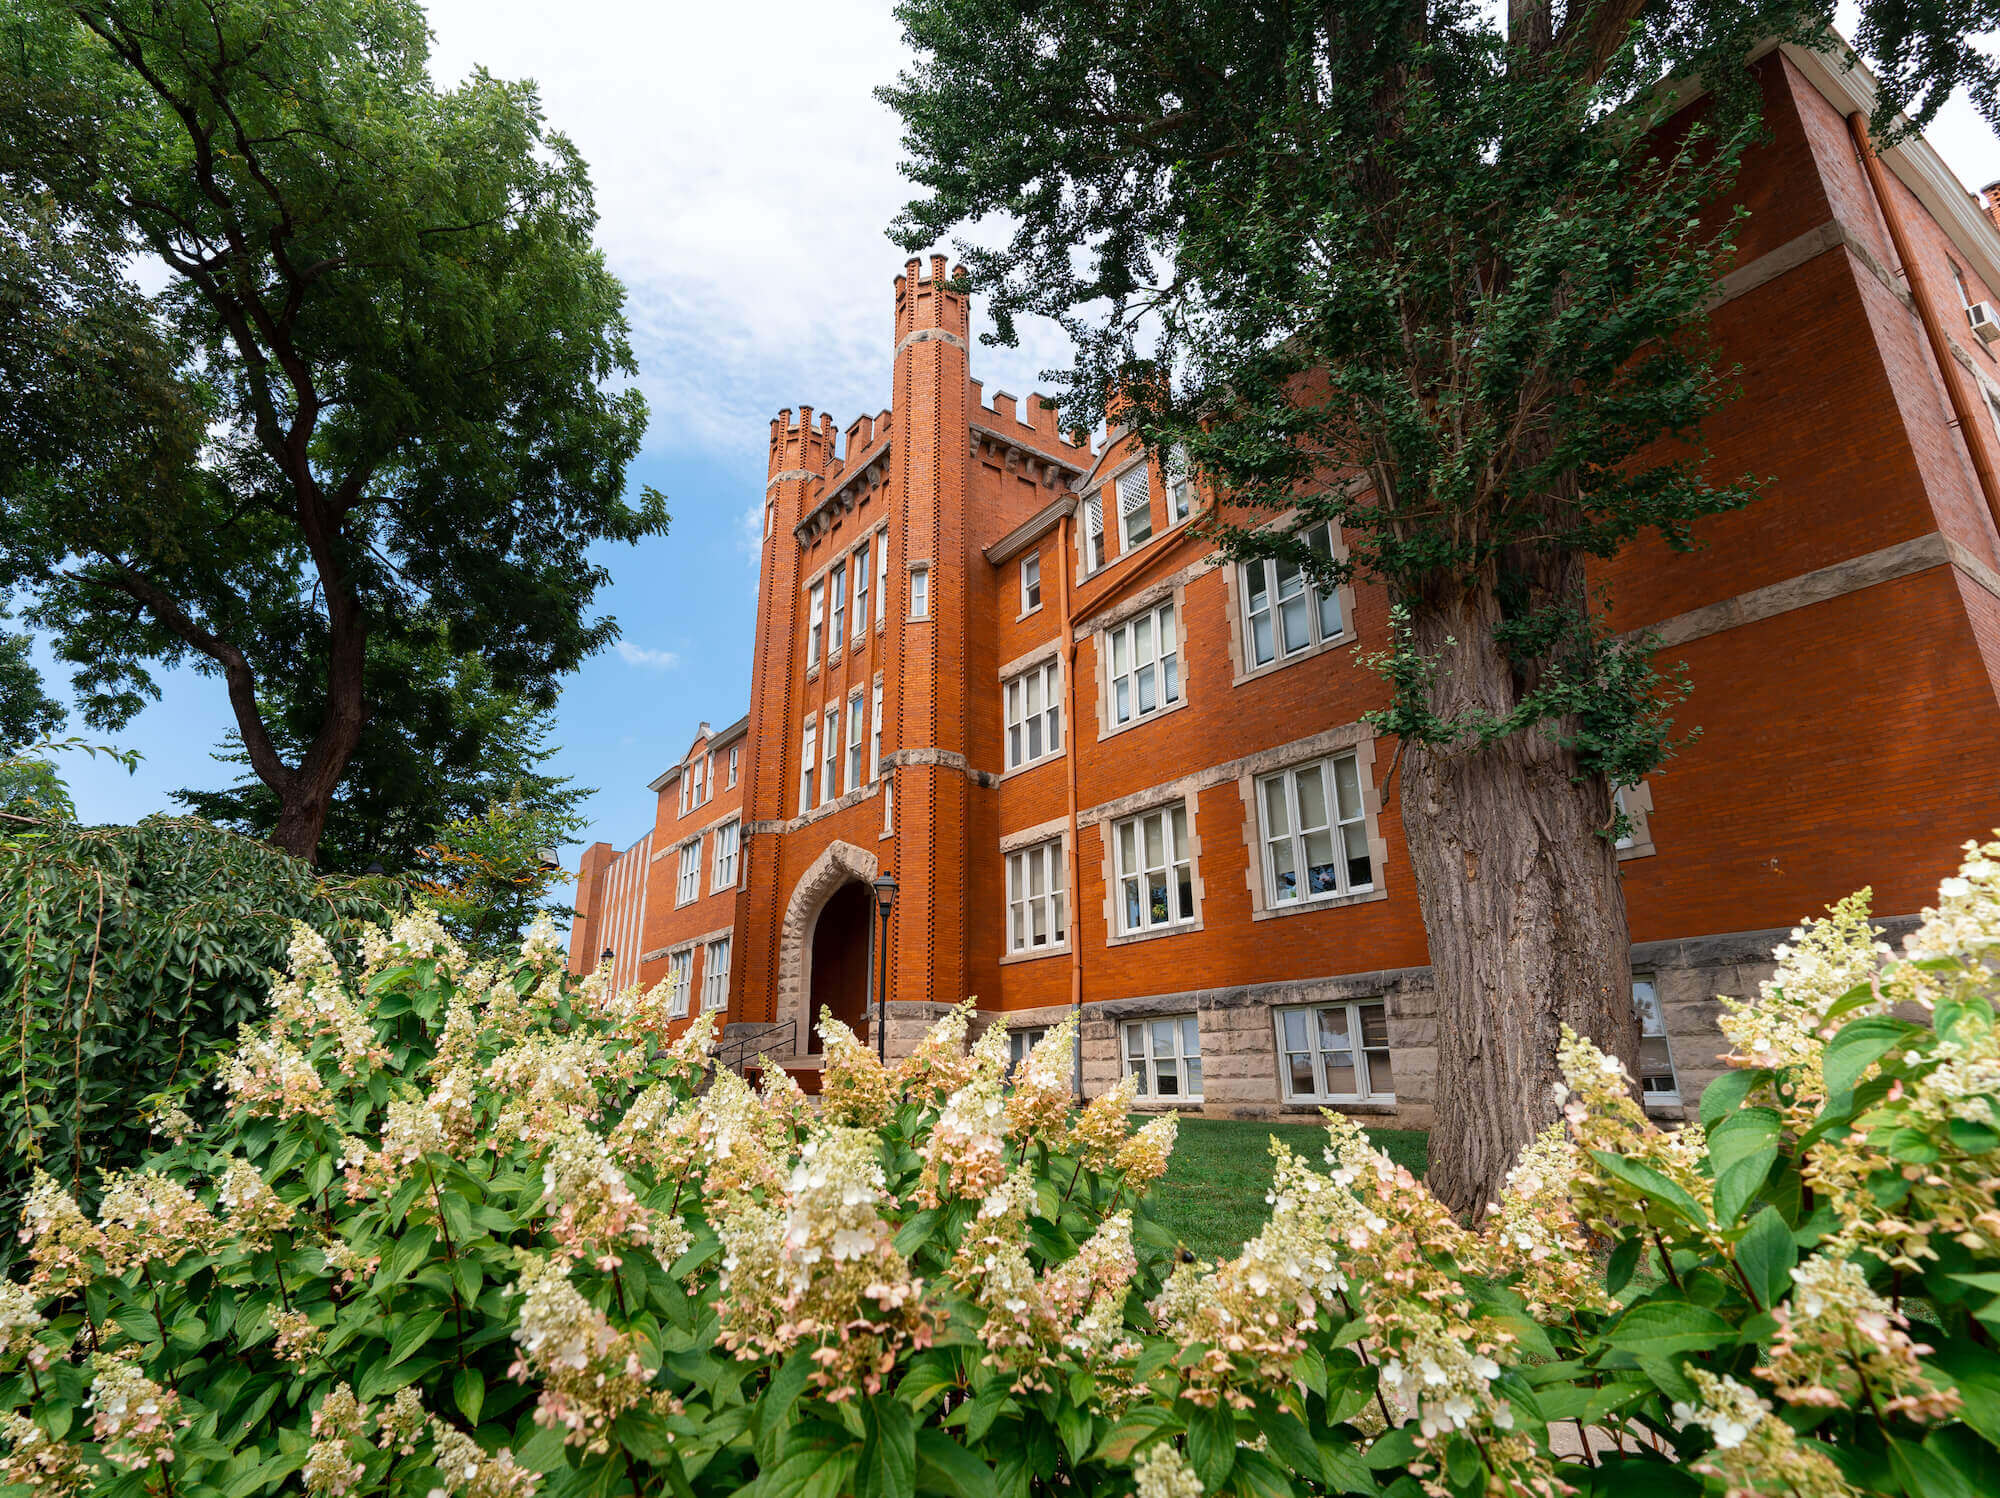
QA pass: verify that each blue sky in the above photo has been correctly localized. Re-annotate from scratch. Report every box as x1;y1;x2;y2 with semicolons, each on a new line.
33;0;2000;871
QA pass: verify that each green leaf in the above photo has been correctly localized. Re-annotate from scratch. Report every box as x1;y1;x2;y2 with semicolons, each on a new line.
1261;1409;1321;1481
916;1430;995;1498
1733;1206;1797;1310
384;1226;438;1284
1094;1408;1179;1463
758;1352;815;1468
1587;1150;1709;1229
1712;1147;1778;1226
1231;1449;1294;1498
1603;1300;1735;1362
859;1395;916;1498
894;1209;940;1257
613;1408;679;1465
1187;1401;1237;1490
1318;1440;1375;1494
1605;1237;1642;1296
1697;1067;1767;1128
1825;1017;1919;1097
1704;1108;1779;1174
1888;1435;1975;1498
388;1308;449;1367
454;1366;485;1426
1365;1425;1419;1470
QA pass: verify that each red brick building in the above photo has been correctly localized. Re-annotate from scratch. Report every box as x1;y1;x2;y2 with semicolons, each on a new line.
569;42;2000;1125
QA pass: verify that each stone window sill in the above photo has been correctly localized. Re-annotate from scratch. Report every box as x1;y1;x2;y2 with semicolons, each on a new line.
1250;885;1388;921
999;943;1070;967
1230;629;1357;689
1095;694;1187;744
1103;918;1202;949
997;749;1066;785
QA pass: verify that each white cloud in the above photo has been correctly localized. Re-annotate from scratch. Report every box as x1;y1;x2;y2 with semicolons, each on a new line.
616;641;680;670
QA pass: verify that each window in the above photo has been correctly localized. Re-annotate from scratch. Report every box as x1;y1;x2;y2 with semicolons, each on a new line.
1114;803;1194;934
764;503;775;539
909;564;930;619
875;534;888;627
1277;1001;1393;1103
1084;494;1106;572
1008;1032;1056;1072
702;937;732;1013
676;837;702;906
727;746;739;788
853;540;871;639
870;682;884;781
821;708;839;805
807;581;824;669
1021;553;1041;612
845;692;865;793
678;769;691;816
1006;841;1067;954
1241;523;1344;668
830;561;847;649
667;949;693;1018
1634;978;1680;1104
701;754;713;804
711;819;739;892
1257;754;1373;906
1117;464;1152;550
798;719;817;814
1167;446;1192;522
1106;601;1180;727
1124;1016;1202;1100
1004;660;1062;770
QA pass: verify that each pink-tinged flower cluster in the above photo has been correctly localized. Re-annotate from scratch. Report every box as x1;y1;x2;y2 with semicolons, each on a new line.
895;1000;978;1100
0;1281;47;1373
1132;1442;1203;1498
16;1172;103;1293
1481;1125;1610;1321
1070;1072;1138;1172
426;1418;543;1498
217;1028;334;1120
1005;1018;1078;1144
302;1382;369;1497
271;1307;326;1365
1556;1026;1716;1246
1758;1256;1957;1420
506;1254;673;1452
484;1033;611;1141
341;1094;450;1201
0;1409;84;1496
86;1353;184;1470
267;922;388;1077
215;1157;294;1246
815;1012;897;1127
1113;1113;1177;1190
539;1117;675;1270
713;1125;929;1399
95;1168;220;1274
1672;1370;1858;1498
917;1028;1010;1209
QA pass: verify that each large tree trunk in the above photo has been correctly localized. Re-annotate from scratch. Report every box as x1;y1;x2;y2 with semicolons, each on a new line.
1401;573;1640;1220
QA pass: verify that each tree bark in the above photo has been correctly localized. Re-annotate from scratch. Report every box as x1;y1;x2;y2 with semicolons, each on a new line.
1399;574;1640;1220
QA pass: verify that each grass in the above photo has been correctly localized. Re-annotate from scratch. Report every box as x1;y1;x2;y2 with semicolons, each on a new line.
1144;1117;1430;1261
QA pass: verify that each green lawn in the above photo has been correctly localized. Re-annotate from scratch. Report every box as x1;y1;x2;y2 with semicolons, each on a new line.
1144;1117;1429;1261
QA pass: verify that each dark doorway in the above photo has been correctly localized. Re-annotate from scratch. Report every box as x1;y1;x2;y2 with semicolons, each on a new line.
809;880;873;1053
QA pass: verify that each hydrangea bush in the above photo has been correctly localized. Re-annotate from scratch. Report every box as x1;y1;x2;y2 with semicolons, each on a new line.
4;839;2000;1498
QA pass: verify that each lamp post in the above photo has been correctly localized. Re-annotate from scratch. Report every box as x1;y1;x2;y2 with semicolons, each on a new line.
600;946;614;973
871;872;899;1064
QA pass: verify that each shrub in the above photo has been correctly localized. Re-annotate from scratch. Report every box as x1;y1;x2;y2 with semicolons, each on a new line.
0;814;395;1251
3;838;2000;1498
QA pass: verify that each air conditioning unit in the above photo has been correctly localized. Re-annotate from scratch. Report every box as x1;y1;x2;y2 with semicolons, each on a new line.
1968;301;2000;346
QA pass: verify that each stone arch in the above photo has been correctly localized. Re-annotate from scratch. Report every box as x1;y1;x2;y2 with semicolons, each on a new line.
777;839;880;1061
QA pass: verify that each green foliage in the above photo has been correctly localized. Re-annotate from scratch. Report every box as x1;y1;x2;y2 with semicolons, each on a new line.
413;789;587;957
0;0;666;860
0;813;394;1262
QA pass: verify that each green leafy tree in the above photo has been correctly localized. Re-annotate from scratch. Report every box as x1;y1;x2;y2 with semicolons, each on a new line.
413;788;589;956
881;0;1998;1214
0;0;666;865
174;625;591;879
0;622;63;754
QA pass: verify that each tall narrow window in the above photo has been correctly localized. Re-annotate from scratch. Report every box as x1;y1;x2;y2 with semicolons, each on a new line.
829;561;847;649
1113;803;1194;934
807;581;824;669
1633;978;1681;1104
1258;753;1372;906
711;819;739;892
1167;446;1192;522
1105;602;1180;727
870;682;884;781
1276;1001;1394;1102
875;533;888;627
853;540;871;639
702;937;732;1013
1021;553;1042;612
1006;840;1067;953
845;692;865;793
1003;659;1062;770
1123;1016;1201;1099
1084;494;1106;572
676;837;702;907
909;564;931;619
678;770;691;816
798;719;817;814
727;746;739;787
821;708;839;805
1241;522;1344;668
667;948;693;1018
1118;463;1152;550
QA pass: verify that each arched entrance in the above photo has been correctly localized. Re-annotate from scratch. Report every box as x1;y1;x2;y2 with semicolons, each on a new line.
777;840;881;1063
809;881;874;1052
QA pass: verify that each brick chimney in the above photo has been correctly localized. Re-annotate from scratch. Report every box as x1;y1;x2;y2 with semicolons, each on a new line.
1982;181;2000;237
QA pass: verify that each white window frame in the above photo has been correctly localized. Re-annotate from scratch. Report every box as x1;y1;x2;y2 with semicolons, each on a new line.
1167;446;1192;523
702;937;732;1013
909;563;931;620
798;718;817;814
678;770;691;816
1240;522;1345;669
675;836;702;907
1123;1015;1202;1101
1007;1027;1049;1079
853;540;871;640
875;533;889;628
821;708;839;806
870;682;884;782
1083;494;1106;574
844;692;865;794
1117;464;1152;551
1005;840;1067;954
727;746;739;787
711;818;739;892
1004;659;1062;771
1275;1000;1394;1104
1021;552;1041;613
1105;601;1180;728
667;948;693;1018
807;580;824;669
1255;752;1374;907
1634;976;1681;1105
829;560;847;651
1112;803;1195;935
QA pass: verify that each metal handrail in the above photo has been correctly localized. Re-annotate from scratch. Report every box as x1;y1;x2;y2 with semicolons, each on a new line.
714;1018;796;1074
